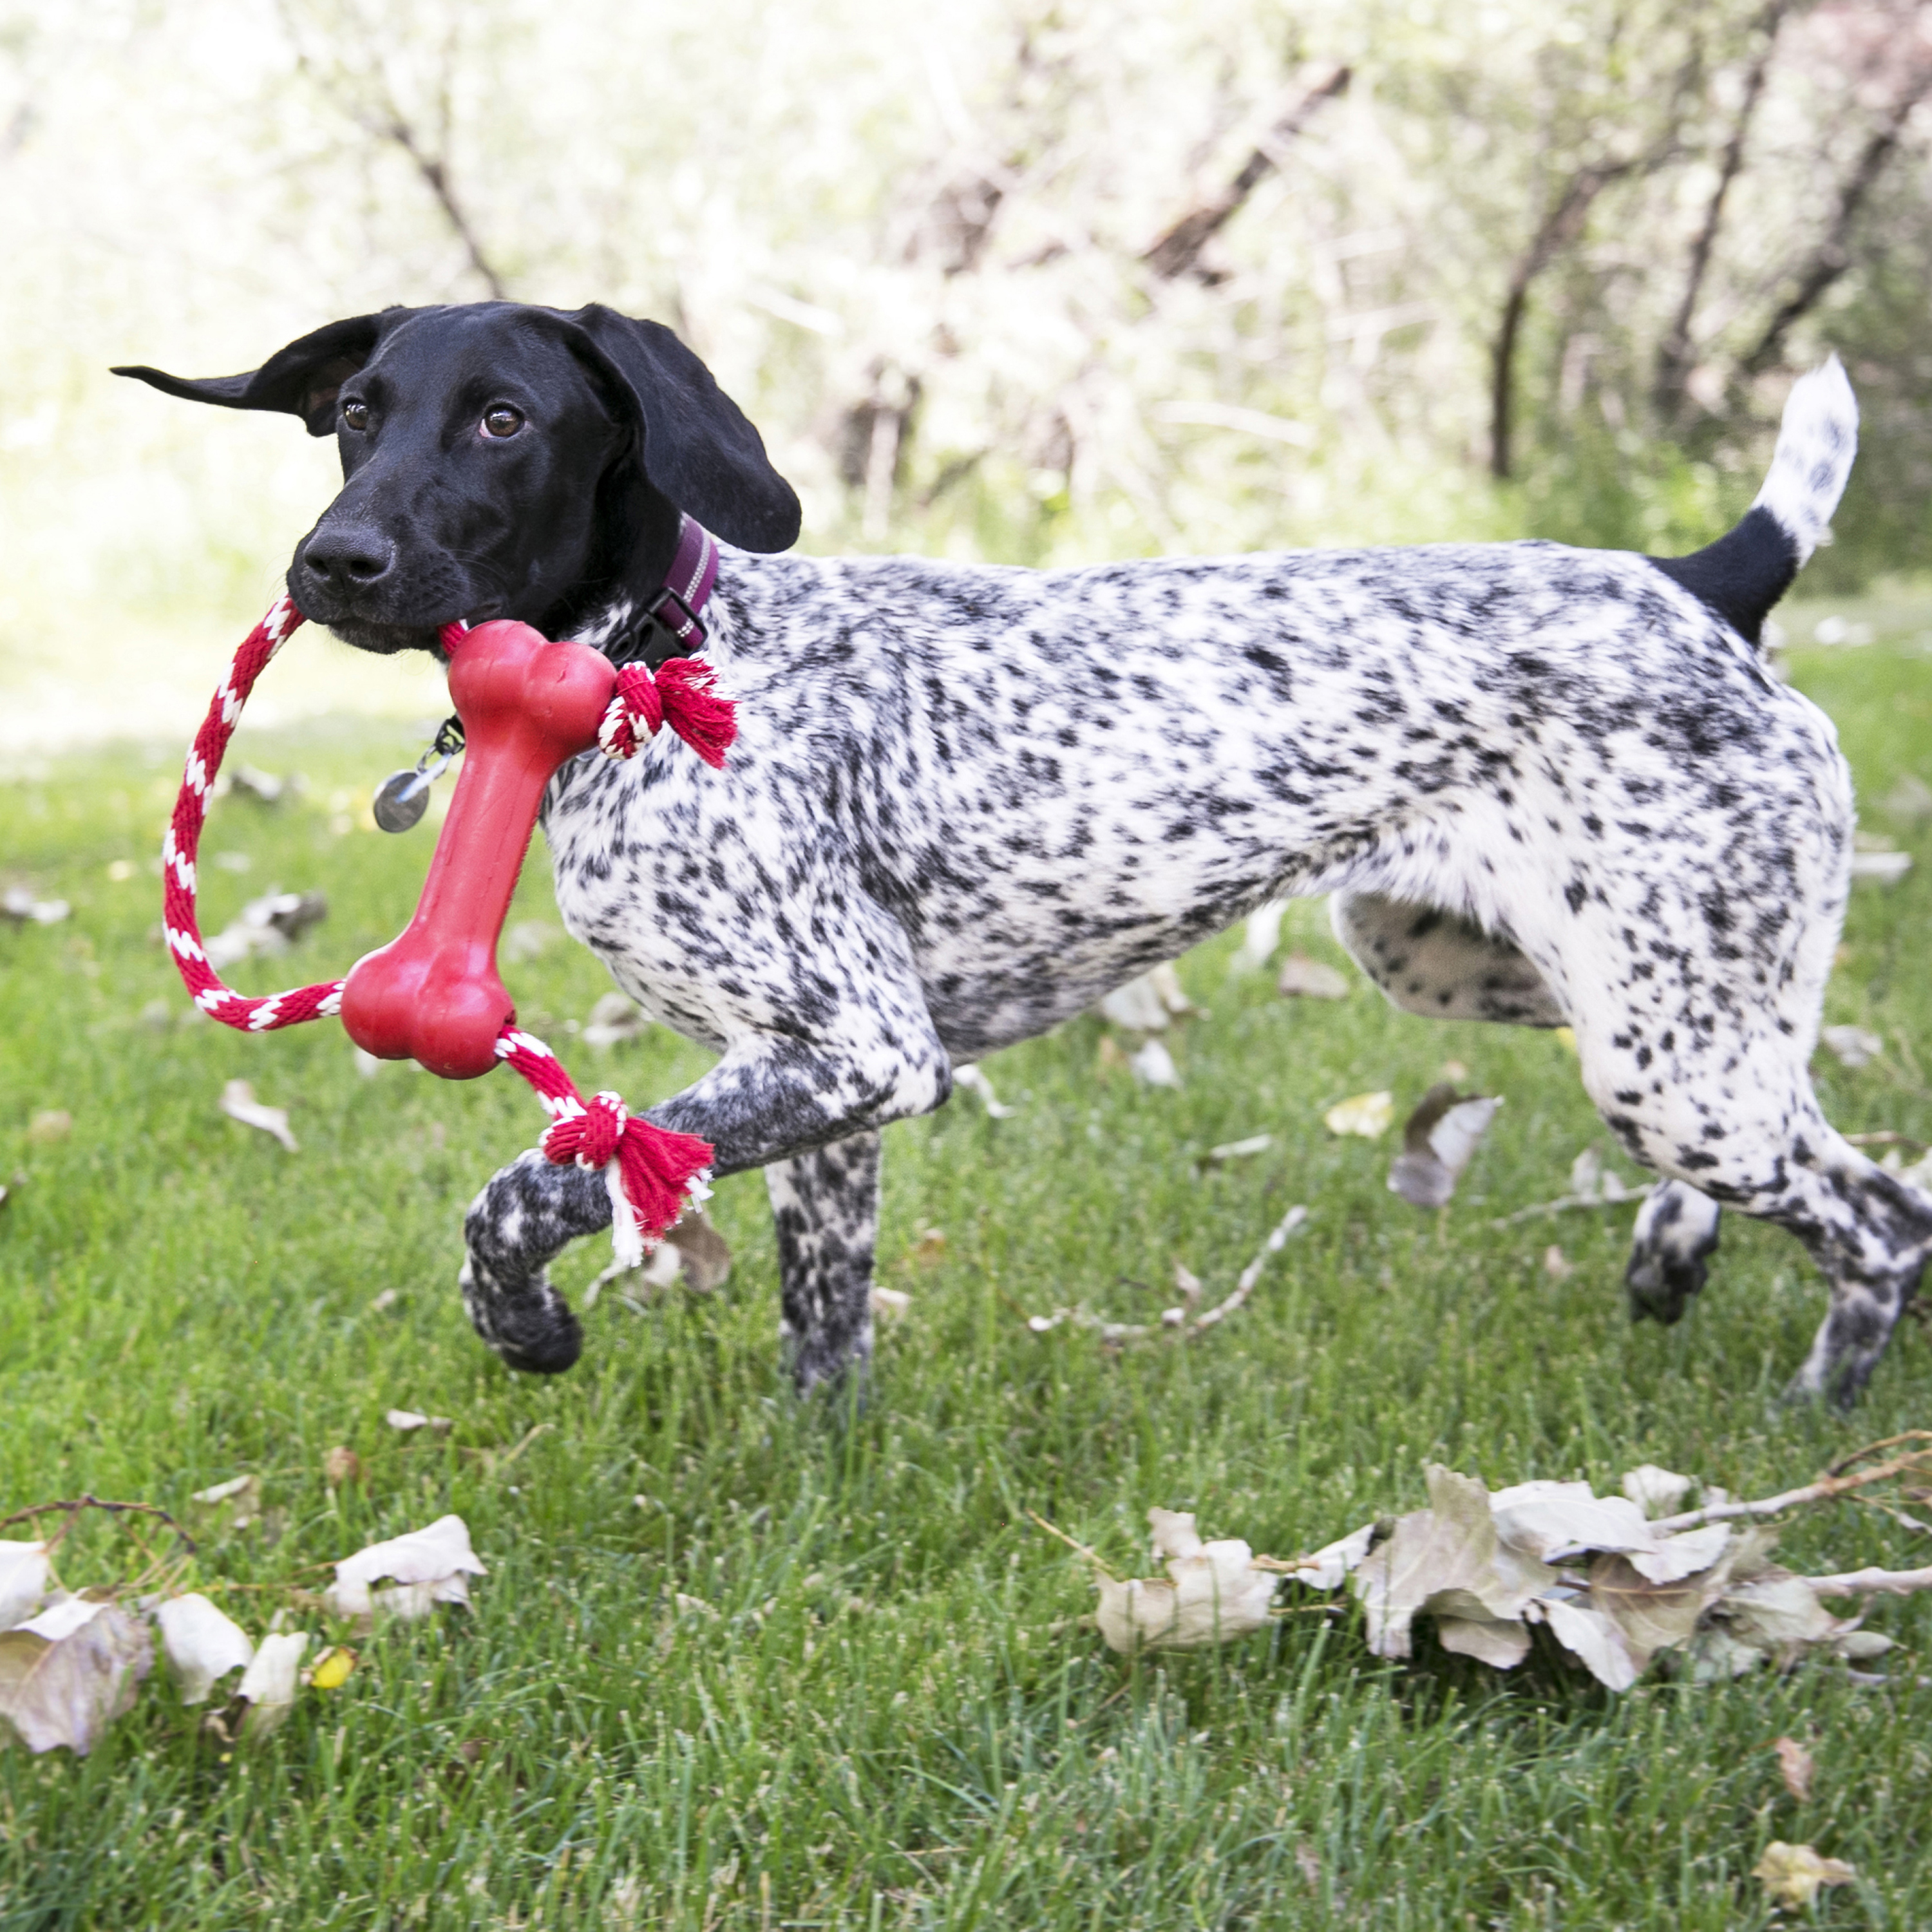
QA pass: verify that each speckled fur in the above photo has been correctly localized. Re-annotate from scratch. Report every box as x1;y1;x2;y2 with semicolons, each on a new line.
194;320;1906;1405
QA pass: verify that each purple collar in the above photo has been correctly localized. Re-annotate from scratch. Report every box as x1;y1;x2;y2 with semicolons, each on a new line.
646;514;720;654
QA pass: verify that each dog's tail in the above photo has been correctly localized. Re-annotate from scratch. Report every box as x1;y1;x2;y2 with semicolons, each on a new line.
1650;355;1859;647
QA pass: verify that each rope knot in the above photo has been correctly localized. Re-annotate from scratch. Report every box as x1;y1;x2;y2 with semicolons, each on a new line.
596;659;736;769
540;1090;628;1170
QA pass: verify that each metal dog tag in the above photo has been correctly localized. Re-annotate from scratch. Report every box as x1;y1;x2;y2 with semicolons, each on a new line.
372;717;464;833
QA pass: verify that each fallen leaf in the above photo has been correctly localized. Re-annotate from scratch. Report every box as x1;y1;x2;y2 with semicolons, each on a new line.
1129;1038;1181;1088
1543;1245;1574;1280
1276;953;1349;999
1;888;70;926
229;764;290;805
665;1212;732;1293
1537;1594;1640;1690
0;1541;50;1627
1095;1510;1279;1653
1553;1026;1578;1054
904;1227;946;1269
1719;1568;1851;1665
368;1288;399;1313
156;1593;254;1705
190;1473;263;1531
871;1285;911;1319
952;1063;1017;1117
1774;1736;1815;1803
384;1409;452;1435
502;920;562;963
1204;1133;1273;1165
1231;901;1285;974
1148;963;1198;1017
582;990;649;1051
1324;1092;1393;1139
236;1630;308;1736
1388;1086;1502;1208
204;890;328;969
26;1110;71;1146
672;1593;719;1620
1821;1025;1884;1069
1282;1522;1378;1591
1620;1465;1694;1519
323;1447;363;1486
306;1644;357;1691
219;1080;298;1153
1096;1035;1129;1075
1848;849;1911;884
1350;1466;1555;1660
323;1515;486;1622
1099;973;1171;1033
0;1602;152;1754
1751;1842;1855;1908
1435;1612;1532;1669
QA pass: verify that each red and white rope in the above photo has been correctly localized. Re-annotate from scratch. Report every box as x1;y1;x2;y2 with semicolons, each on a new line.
163;595;715;1260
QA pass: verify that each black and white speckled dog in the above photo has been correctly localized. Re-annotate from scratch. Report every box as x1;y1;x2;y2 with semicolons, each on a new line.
118;303;1931;1405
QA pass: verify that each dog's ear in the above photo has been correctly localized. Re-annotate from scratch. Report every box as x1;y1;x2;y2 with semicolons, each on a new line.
111;312;404;437
565;305;801;553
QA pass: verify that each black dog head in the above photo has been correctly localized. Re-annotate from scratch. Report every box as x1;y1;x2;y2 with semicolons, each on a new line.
115;303;800;656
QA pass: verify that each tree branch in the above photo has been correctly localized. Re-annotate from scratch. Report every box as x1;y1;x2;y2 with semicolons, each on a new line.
1654;0;1791;419
1740;59;1932;377
1143;64;1350;281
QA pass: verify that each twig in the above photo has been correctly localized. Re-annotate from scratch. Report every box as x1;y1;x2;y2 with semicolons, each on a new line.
1804;1565;1932;1598
0;1495;196;1557
1824;1431;1932;1479
1649;1448;1932;1534
1491;1185;1653;1227
1028;1511;1115;1578
1188;1206;1308;1334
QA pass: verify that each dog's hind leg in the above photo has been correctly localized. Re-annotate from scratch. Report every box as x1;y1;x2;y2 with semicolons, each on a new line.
766;1130;882;1394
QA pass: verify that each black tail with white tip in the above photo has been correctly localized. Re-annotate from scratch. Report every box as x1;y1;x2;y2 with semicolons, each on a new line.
1651;355;1859;646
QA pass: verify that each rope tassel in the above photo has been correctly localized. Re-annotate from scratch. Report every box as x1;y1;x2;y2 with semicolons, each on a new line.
598;658;737;768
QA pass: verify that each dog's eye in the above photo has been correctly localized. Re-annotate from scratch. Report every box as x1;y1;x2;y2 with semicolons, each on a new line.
482;406;525;440
341;400;369;431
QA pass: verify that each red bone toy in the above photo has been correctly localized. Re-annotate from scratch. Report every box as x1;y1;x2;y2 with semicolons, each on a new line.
163;556;734;1269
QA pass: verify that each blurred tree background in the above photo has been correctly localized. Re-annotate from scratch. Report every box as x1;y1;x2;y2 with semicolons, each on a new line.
2;0;1929;748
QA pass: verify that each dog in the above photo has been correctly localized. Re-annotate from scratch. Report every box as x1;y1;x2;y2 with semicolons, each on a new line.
117;301;1932;1405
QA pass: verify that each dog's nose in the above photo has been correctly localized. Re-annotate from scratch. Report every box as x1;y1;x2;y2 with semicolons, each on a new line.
301;524;395;592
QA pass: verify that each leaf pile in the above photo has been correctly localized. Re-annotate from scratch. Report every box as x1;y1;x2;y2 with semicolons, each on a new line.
1077;1441;1932;1688
0;1505;485;1756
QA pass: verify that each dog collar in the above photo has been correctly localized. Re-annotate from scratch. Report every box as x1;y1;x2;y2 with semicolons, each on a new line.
647;513;721;656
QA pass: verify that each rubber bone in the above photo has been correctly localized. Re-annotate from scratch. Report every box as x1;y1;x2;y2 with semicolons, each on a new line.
340;622;617;1078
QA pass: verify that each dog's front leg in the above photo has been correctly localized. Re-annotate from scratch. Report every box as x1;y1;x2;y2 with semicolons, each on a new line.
461;1001;950;1382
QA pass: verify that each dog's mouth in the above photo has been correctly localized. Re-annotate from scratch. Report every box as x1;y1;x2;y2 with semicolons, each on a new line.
289;576;504;658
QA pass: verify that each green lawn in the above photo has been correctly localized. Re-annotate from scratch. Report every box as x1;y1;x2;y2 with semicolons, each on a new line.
1;602;1929;1930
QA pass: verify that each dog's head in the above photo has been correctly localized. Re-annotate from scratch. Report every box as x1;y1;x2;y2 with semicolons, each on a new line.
115;302;800;656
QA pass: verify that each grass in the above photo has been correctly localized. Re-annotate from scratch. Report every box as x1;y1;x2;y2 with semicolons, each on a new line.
1;600;1929;1930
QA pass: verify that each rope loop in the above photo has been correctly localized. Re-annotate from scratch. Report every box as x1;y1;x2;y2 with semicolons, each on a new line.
596;658;737;768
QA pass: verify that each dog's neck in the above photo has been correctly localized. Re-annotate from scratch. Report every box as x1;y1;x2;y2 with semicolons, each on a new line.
564;486;697;668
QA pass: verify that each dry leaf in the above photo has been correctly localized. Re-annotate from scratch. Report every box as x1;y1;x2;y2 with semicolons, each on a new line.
1324;1091;1393;1139
323;1515;486;1622
664;1213;732;1293
1281;1523;1378;1591
1537;1595;1640;1690
1621;1465;1694;1519
1129;1038;1182;1088
204;890;328;969
1821;1025;1884;1068
952;1062;1017;1117
1094;1510;1279;1653
1232;901;1285;974
1350;1466;1555;1659
0;1540;50;1628
582;990;649;1051
1;888;70;926
156;1593;254;1706
1435;1612;1532;1669
1204;1133;1273;1165
323;1447;363;1486
871;1285;911;1319
1099;973;1171;1033
1388;1086;1502;1208
0;1602;152;1754
236;1630;308;1737
190;1473;263;1531
1773;1736;1815;1803
219;1080;298;1153
1751;1842;1855;1908
1276;953;1349;999
307;1644;357;1691
1543;1245;1574;1280
26;1110;71;1145
384;1408;452;1435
